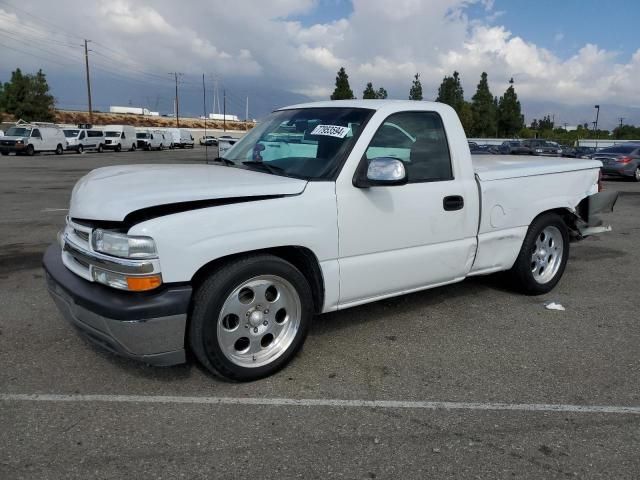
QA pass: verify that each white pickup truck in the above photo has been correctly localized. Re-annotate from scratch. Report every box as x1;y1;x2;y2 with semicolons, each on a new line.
43;100;617;381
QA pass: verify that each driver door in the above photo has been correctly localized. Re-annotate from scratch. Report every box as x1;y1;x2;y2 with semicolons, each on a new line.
336;111;478;306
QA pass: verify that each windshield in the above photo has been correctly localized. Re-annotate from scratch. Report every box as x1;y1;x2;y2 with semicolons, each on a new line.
64;129;80;138
6;127;31;137
105;131;120;137
221;107;373;180
136;133;149;139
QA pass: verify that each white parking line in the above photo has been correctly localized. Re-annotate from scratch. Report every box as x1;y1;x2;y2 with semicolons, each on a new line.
41;208;68;212
1;393;639;415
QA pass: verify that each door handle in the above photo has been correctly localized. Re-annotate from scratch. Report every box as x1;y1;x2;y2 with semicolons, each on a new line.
443;195;464;211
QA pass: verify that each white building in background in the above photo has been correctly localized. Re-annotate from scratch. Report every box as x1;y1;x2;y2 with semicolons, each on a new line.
109;106;151;115
208;113;240;122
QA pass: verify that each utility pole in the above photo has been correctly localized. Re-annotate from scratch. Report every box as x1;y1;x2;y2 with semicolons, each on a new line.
593;105;600;149
619;117;624;129
169;72;182;127
202;73;208;161
223;89;226;132
83;39;93;124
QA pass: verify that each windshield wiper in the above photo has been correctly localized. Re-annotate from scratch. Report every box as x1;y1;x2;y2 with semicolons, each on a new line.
242;161;287;175
210;157;235;166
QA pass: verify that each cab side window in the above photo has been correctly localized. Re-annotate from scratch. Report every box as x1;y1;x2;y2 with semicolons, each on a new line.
32;129;41;138
365;111;453;182
121;132;126;139
79;131;86;140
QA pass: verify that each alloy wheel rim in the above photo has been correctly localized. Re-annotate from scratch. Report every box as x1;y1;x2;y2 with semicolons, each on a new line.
530;226;563;284
217;275;301;368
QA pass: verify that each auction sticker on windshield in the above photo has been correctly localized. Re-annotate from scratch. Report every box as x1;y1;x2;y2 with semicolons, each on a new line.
310;125;350;138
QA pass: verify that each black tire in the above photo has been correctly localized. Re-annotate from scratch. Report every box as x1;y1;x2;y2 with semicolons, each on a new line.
26;144;35;156
633;167;640;182
145;144;150;151
131;144;137;152
55;144;64;155
508;213;569;295
189;255;314;381
1;151;8;156
159;144;164;151
98;144;103;153
115;143;122;152
77;145;83;154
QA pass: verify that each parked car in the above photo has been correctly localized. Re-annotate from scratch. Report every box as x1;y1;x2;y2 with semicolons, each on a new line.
136;130;165;151
200;135;218;146
218;135;238;156
63;127;105;153
587;144;640;181
470;143;500;155
521;139;562;156
562;146;597;158
44;100;616;381
0;123;65;156
499;140;530;155
103;125;137;152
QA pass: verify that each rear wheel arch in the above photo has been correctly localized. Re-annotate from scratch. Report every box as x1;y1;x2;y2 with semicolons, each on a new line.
190;246;325;315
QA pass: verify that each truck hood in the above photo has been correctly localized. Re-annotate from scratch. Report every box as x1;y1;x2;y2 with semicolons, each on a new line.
69;164;308;222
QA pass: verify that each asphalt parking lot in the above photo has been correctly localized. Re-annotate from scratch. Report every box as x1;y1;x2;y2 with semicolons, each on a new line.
1;148;639;479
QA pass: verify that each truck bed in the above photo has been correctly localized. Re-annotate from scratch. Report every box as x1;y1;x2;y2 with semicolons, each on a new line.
472;155;602;181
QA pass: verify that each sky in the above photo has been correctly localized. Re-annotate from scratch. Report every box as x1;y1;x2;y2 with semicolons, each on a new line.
0;0;639;127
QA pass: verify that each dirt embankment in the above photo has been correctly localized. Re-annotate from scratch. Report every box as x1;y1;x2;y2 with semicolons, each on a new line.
1;110;254;130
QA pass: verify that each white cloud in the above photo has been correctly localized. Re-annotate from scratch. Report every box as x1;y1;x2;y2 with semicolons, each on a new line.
1;0;639;114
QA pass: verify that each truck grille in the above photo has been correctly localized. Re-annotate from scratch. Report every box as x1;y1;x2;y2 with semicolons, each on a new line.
1;140;16;146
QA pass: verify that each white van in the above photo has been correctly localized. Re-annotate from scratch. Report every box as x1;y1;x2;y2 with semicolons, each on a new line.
0;123;66;156
63;127;105;153
103;125;137;152
162;128;180;149
136;129;165;151
179;129;194;148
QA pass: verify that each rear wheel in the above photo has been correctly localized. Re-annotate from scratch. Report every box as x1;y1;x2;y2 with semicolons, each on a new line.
77;145;83;154
97;144;103;153
634;167;640;182
131;143;137;151
508;213;569;295
159;143;164;151
189;255;313;381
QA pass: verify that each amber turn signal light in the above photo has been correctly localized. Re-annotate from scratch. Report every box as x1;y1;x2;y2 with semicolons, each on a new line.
126;274;163;292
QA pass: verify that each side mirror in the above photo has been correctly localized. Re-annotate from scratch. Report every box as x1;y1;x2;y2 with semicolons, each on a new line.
354;157;408;188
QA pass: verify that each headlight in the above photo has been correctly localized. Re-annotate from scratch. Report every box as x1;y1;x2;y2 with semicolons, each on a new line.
92;229;157;259
536;148;543;153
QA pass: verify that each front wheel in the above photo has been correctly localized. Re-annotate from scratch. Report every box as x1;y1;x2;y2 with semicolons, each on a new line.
77;145;83;154
189;255;313;381
115;143;122;152
131;143;137;151
97;144;103;153
508;213;569;295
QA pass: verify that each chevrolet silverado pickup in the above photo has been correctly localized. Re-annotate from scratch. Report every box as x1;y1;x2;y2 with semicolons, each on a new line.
43;100;617;381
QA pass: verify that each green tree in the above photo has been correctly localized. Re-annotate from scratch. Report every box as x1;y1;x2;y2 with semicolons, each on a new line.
470;72;496;137
362;82;376;99
0;68;55;121
458;101;474;135
497;78;524;136
409;73;423;100
436;71;464;112
376;87;388;99
330;67;355;100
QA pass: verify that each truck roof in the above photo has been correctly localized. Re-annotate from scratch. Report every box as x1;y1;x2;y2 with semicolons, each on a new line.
279;99;449;112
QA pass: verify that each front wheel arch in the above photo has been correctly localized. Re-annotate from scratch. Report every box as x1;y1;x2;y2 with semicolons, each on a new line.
190;246;325;315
